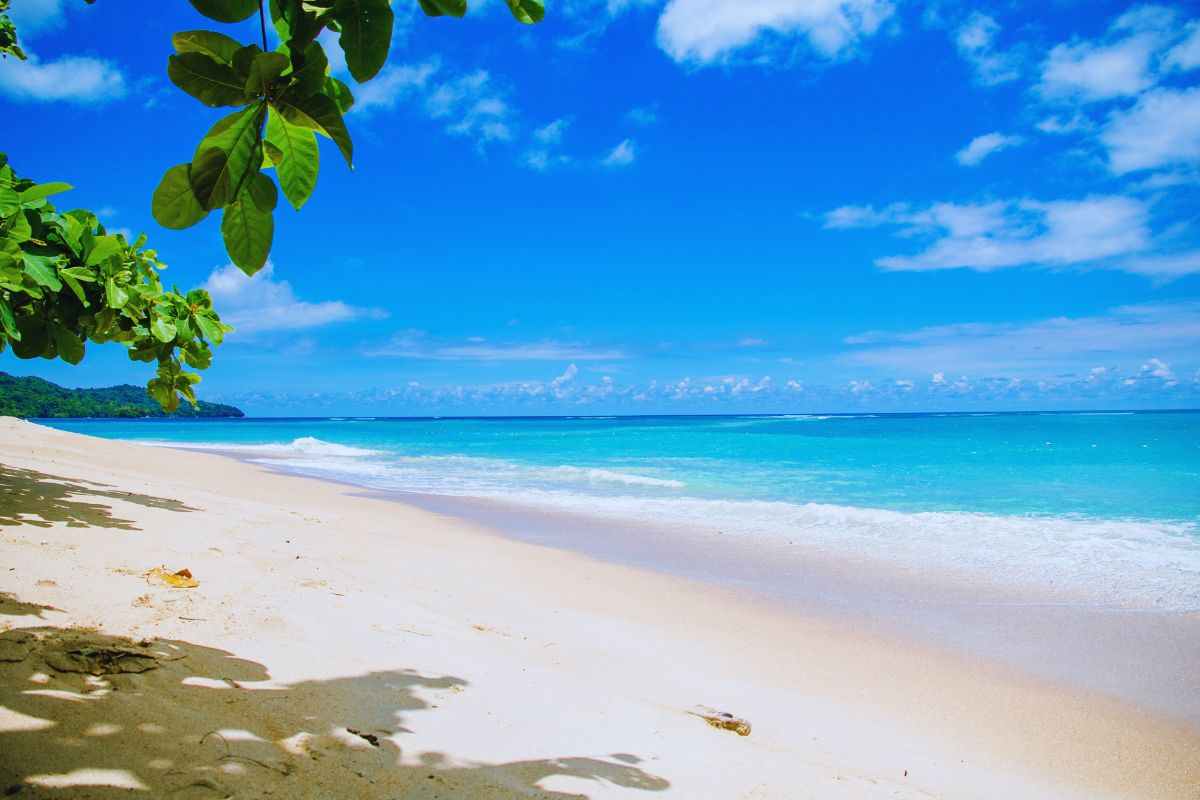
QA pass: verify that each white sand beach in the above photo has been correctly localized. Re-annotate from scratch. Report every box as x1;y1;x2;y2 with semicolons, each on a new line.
1;417;1197;799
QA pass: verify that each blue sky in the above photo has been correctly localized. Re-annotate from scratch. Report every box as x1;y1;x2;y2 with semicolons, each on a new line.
2;0;1199;415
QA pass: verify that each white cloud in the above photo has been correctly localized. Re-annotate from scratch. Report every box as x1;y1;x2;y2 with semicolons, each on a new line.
203;264;387;334
1139;357;1175;382
426;71;514;146
826;196;1165;275
0;53;126;104
955;132;1024;166
523;118;572;171
627;105;658;125
367;331;626;361
8;0;67;33
602;138;636;167
655;0;895;66
1039;38;1156;102
1037;10;1168;103
845;302;1200;376
353;62;438;113
1101;87;1200;174
1164;21;1200;72
954;13;1020;85
738;337;768;347
1035;113;1093;135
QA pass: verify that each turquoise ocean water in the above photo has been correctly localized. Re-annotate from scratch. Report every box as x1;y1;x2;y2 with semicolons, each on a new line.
43;411;1200;610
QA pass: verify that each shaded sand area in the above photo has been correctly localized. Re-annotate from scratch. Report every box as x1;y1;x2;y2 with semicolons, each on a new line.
0;418;1197;798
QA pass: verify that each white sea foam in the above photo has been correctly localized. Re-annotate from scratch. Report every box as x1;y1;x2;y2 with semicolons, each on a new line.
140;436;1200;612
250;452;1200;612
141;437;383;458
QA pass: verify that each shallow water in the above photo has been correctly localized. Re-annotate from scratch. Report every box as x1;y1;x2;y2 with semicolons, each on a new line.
44;411;1200;611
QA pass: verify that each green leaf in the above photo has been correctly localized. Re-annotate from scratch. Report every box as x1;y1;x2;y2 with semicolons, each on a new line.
152;163;209;229
221;175;275;275
288;42;329;100
334;0;394;82
261;139;284;168
150;316;177;343
266;106;319;210
0;296;19;341
231;44;264;79
324;76;354;113
245;51;290;95
12;316;48;359
172;30;243;65
188;0;258;23
505;0;544;23
276;93;352;167
169;52;249;107
17;182;72;204
22;254;62;290
418;0;467;18
247;171;278;212
0;165;16;216
60;266;97;283
85;235;123;267
105;277;130;309
48;321;84;365
61;272;89;306
190;104;266;209
194;312;227;343
6;209;31;243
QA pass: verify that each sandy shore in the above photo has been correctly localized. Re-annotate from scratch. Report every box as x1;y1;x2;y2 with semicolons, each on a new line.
0;418;1197;799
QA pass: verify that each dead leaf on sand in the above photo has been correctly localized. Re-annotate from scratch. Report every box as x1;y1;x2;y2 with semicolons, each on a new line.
146;566;199;589
689;705;752;737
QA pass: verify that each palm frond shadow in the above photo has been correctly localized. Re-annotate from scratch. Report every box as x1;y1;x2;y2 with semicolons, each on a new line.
0;623;669;798
0;465;199;531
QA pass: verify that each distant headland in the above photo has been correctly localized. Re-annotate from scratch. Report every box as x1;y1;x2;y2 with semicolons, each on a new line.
0;373;243;419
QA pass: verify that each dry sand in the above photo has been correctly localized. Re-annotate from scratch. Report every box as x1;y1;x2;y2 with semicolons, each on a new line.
0;417;1196;799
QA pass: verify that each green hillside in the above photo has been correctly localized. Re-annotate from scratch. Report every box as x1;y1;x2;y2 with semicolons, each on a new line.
0;373;244;419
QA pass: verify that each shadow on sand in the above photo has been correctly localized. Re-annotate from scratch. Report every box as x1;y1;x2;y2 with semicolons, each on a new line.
0;621;670;799
0;465;199;531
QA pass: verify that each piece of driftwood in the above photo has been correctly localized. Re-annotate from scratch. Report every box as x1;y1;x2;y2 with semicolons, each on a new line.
689;705;751;736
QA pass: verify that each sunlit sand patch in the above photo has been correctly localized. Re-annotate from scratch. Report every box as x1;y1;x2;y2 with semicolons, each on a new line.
20;688;92;702
83;721;122;736
27;768;149;790
0;705;56;732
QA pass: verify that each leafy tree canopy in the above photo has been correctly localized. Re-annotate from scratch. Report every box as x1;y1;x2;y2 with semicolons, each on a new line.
0;155;231;412
0;0;544;409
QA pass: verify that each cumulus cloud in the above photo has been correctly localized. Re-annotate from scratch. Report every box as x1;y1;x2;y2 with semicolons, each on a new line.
1037;10;1168;103
823;195;1180;275
955;132;1024;166
627;105;659;125
954;12;1021;85
602;138;636;167
8;0;67;33
523;118;572;171
367;331;626;361
655;0;895;66
352;61;438;112
203;264;387;334
844;302;1200;376
0;53;126;104
1101;87;1200;174
1164;21;1200;72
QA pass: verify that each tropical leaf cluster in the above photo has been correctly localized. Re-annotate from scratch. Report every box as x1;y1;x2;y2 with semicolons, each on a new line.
0;0;24;60
156;0;544;277
0;0;544;409
0;155;232;412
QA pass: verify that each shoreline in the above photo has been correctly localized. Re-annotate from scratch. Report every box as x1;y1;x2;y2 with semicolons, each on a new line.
2;417;1198;798
130;436;1200;727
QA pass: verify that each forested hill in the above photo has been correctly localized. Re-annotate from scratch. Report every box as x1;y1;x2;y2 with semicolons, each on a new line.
0;373;244;419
